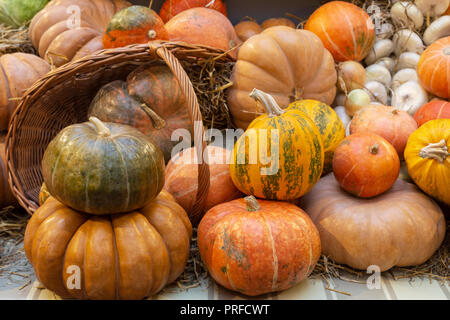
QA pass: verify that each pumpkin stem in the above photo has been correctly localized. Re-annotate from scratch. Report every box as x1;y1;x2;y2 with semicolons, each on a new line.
249;89;285;117
140;104;166;129
419;139;449;164
89;117;111;137
244;196;261;211
148;30;157;39
369;143;379;155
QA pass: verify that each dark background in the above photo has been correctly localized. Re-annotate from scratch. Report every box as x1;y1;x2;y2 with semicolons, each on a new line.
131;0;324;24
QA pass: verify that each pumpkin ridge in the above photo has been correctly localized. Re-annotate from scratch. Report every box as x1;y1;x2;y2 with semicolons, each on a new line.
109;139;131;210
0;62;12;111
109;216;121;300
260;213;278;291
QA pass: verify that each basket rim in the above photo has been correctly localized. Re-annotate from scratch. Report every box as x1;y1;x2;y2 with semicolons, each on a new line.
6;40;234;215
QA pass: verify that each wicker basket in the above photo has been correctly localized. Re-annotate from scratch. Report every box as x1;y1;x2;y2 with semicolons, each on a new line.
6;41;234;225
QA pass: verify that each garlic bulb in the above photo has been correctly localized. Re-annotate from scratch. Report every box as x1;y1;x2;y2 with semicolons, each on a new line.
391;1;424;30
364;81;388;105
392;81;428;116
395;52;421;71
366;64;392;87
337;61;366;93
423;15;450;46
392;68;418;90
375;57;395;72
393;29;424;56
365;39;394;65
415;0;449;18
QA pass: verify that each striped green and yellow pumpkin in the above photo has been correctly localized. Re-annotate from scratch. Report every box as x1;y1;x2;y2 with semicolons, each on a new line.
289;100;345;174
229;89;324;200
42;117;165;215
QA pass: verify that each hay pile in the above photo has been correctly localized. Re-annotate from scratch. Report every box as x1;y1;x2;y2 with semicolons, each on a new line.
0;24;35;55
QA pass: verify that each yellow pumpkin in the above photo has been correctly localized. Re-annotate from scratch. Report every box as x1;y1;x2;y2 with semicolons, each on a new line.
229;89;324;200
288;100;345;174
404;119;450;205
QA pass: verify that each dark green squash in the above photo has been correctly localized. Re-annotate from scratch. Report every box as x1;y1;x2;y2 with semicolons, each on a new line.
41;117;165;215
88;64;192;162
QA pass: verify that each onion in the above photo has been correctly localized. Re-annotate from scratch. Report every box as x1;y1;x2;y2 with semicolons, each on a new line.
366;64;392;87
392;81;428;116
337;61;366;93
345;89;372;116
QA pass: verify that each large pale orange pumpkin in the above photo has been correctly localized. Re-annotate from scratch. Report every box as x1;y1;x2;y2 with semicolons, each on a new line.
165;7;241;59
227;26;337;129
159;0;227;23
0;53;50;130
305;1;375;62
24;191;192;300
417;36;450;99
198;196;321;296
350;105;418;158
414;100;450;127
164;146;242;224
299;174;446;272
29;0;131;67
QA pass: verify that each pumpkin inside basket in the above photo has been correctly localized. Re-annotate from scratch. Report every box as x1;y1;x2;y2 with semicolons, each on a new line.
6;42;234;225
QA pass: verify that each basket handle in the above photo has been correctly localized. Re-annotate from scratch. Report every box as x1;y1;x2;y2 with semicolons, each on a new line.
148;42;210;225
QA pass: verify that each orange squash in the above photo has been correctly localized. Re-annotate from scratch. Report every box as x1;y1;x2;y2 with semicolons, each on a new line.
159;0;227;23
417;36;450;99
234;20;262;42
165;7;241;59
305;1;375;62
333;132;400;198
414;100;450;127
198;196;321;296
350;106;418;158
103;6;168;48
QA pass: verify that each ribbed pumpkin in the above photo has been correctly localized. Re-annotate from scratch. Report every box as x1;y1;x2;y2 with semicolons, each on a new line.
227;26;337;129
198;196;321;296
159;0;227;23
0;0;49;27
24;191;192;300
229;89;324;200
165;7;241;59
350;105;418;158
333;132;400;198
404;119;450;205
299;174;446;272
103;6;168;49
88;64;191;162
305;1;375;62
417;36;450;99
164;146;242;221
41;117;165;215
289;100;345;174
0;137;16;208
0;53;50;130
413;100;450;127
29;0;131;67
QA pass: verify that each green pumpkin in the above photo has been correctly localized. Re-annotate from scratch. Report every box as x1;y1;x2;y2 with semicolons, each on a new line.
0;0;49;27
42;117;165;215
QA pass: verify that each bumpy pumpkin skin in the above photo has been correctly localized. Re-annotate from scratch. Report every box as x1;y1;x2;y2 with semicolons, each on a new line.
159;0;227;23
198;196;321;296
414;100;450;127
229;98;324;200
227;27;337;129
41;118;165;215
305;1;375;62
288;100;345;175
24;191;192;300
103;6;168;49
333;133;400;198
88;64;191;162
417;37;450;99
300;174;446;272
404;119;450;205
29;0;131;67
164;146;242;216
0;0;49;27
350;106;418;159
0;53;50;130
165;7;242;59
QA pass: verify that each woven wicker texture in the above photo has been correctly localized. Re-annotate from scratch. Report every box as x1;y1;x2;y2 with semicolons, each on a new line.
6;41;234;225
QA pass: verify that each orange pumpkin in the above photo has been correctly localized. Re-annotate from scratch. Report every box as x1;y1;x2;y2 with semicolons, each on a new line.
305;1;375;62
261;17;295;29
418;36;450;99
350;106;418;158
103;6;168;48
234;20;262;42
165;7;241;59
164;146;242;224
159;0;227;23
333;132;400;198
198;196;321;296
414;100;450;127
